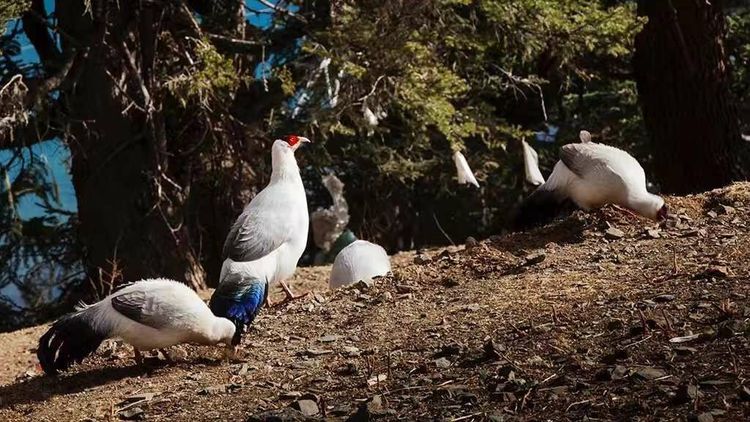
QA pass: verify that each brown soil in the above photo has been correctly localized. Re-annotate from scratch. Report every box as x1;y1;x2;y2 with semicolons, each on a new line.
1;184;749;421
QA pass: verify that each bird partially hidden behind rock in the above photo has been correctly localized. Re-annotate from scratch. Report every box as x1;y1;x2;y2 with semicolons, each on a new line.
37;278;236;375
330;240;391;289
513;137;667;230
212;135;312;345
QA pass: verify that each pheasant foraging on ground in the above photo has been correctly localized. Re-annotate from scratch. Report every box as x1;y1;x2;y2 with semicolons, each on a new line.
514;139;667;230
38;278;236;375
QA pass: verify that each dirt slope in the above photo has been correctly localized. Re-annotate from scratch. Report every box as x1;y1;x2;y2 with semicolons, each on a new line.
1;184;749;421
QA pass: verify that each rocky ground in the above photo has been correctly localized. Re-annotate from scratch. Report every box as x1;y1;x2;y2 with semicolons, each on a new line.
1;184;749;421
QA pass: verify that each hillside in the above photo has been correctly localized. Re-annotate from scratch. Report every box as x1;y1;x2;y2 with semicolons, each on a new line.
1;184;749;421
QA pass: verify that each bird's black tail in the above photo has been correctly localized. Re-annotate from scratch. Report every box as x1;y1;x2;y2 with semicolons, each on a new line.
511;186;568;231
37;307;107;375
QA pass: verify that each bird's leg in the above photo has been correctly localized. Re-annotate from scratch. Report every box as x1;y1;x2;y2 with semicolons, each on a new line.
223;345;238;363
159;348;174;363
133;348;144;365
265;294;274;308
273;281;310;307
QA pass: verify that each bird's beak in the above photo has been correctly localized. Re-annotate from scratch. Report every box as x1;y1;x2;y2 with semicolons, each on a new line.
292;137;311;151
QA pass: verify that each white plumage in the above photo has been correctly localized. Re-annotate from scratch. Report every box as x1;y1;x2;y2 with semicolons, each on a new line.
579;130;593;144
329;240;391;289
38;278;235;375
453;151;480;188
216;136;310;314
521;139;545;186
515;141;667;229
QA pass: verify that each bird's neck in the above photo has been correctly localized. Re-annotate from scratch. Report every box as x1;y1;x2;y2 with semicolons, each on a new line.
629;193;662;220
271;150;301;183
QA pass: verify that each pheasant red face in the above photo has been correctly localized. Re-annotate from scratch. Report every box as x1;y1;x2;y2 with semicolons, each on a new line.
284;135;300;147
283;135;311;149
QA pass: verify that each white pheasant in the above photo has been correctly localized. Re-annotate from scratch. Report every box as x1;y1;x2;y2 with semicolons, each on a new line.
37;278;236;375
514;140;667;229
210;135;311;343
329;240;391;289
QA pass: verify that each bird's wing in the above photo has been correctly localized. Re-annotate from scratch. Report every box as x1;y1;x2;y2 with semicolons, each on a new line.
110;284;189;329
222;188;293;262
559;143;619;180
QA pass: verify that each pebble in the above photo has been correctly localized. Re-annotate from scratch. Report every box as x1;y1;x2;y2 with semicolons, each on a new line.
604;227;625;240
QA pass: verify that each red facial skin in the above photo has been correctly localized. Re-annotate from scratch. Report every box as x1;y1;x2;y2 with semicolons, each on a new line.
284;135;300;147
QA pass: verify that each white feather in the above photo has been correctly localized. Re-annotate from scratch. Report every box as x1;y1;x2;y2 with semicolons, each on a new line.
522;139;545;186
329;240;391;289
453;151;480;188
220;139;309;289
544;143;664;219
85;278;234;350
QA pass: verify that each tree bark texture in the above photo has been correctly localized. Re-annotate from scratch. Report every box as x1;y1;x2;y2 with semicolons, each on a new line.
633;0;749;194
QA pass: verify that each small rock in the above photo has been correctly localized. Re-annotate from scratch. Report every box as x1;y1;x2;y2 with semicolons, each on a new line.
634;367;667;380
463;303;480;312
343;346;361;357
646;229;661;239
654;294;676;303
673;384;699;404
695;266;731;279
524;251;546;266
367;374;387;386
738;385;750;401
718;204;736;214
319;335;341;343
688;412;714;422
291;399;319;417
612;365;628;380
235;363;250;376
673;346;697;356
669;334;701;343
484;339;506;359
119;407;144;420
305;348;334;357
442;277;460;287
395;284;417;293
607;319;624;331
465;236;479;249
434;357;451;369
604;227;625;240
414;255;432;264
355;279;374;290
247;408;310;422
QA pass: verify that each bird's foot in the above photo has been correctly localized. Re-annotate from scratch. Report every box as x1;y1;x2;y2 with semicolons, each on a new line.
272;290;310;308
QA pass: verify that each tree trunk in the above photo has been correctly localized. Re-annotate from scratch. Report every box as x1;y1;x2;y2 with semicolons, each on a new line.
57;1;206;292
633;0;750;194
